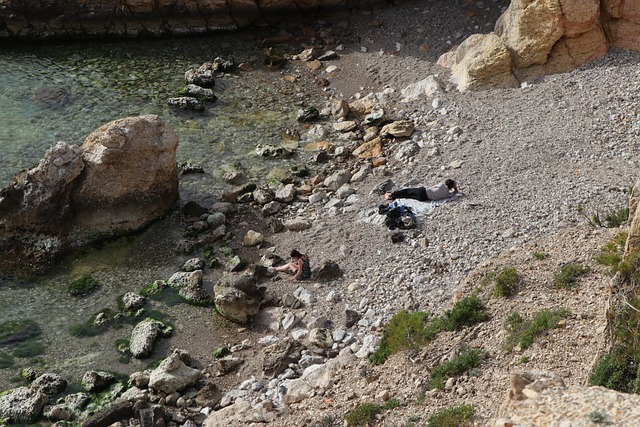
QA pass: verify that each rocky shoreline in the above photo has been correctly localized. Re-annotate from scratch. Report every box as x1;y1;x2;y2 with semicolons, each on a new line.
3;1;640;426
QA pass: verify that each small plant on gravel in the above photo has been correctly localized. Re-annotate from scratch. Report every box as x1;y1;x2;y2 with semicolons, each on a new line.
553;263;590;289
595;236;640;285
404;415;421;427
590;348;640;393
427;404;474;427
587;410;608;424
602;205;630;228
504;308;571;352
345;399;402;427
532;251;548;260
519;355;529;364
492;267;519;298
427;348;483;390
370;311;433;365
441;295;490;331
577;204;629;228
371;296;490;365
317;414;339;427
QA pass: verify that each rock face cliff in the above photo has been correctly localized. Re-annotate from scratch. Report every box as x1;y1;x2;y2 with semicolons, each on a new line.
438;0;640;90
0;0;381;39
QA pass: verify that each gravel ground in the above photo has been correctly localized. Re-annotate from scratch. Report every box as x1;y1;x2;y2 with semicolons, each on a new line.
220;0;640;425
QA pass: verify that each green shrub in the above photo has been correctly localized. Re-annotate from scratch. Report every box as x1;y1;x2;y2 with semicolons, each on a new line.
427;405;474;427
589;348;637;392
579;204;629;228
442;295;490;331
370;311;433;365
345;400;402;427
369;341;392;366
553;263;589;289
370;297;489;365
317;414;338;427
493;267;519;298
345;402;381;427
427;349;483;390
504;308;571;352
612;295;640;356
532;251;548;260
68;274;99;296
603;206;629;228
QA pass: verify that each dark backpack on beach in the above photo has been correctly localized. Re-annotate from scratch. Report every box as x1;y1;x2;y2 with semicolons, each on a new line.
378;202;416;230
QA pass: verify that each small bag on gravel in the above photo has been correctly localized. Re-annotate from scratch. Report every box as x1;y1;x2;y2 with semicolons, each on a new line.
379;202;416;230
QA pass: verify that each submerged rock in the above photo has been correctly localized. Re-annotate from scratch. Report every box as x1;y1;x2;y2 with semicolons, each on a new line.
0;115;180;275
167;96;205;111
129;319;162;358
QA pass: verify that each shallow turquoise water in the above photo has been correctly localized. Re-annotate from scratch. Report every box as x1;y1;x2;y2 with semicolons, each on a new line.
0;34;310;200
0;33;322;390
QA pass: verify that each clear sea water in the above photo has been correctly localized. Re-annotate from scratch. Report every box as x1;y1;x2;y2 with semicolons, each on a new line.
0;32;323;390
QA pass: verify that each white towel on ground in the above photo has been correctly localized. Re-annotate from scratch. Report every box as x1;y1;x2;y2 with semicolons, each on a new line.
358;192;464;227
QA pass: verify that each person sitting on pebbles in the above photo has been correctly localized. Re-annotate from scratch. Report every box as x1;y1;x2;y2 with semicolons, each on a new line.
274;249;312;282
385;178;458;202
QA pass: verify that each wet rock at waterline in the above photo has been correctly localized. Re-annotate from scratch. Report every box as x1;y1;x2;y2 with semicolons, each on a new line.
0;386;47;423
214;273;262;324
167;96;205;111
148;349;201;394
0;115;179;275
0;141;84;232
72;115;179;234
129;319;172;358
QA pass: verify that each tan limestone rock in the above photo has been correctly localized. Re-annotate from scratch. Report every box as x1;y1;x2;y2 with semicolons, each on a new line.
625;178;640;254
448;33;518;91
352;137;383;159
71;114;179;237
496;0;564;68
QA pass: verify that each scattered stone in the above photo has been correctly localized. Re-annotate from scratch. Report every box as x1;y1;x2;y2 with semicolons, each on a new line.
81;370;115;392
244;230;264;246
380;120;415;138
148;350;201;394
167;96;204;111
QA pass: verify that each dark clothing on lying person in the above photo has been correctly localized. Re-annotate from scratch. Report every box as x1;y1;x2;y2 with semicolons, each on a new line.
390;187;429;201
388;182;456;202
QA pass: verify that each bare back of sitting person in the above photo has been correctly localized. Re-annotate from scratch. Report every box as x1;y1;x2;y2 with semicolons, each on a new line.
274;249;312;282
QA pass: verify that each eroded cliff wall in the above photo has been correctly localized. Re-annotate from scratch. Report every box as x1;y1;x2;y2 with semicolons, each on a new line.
0;0;381;38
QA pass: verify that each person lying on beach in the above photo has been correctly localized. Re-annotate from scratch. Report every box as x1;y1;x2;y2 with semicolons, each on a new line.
274;249;311;282
384;179;458;202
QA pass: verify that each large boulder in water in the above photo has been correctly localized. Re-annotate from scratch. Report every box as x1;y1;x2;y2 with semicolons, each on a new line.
0;141;84;233
70;114;179;237
0;115;179;275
